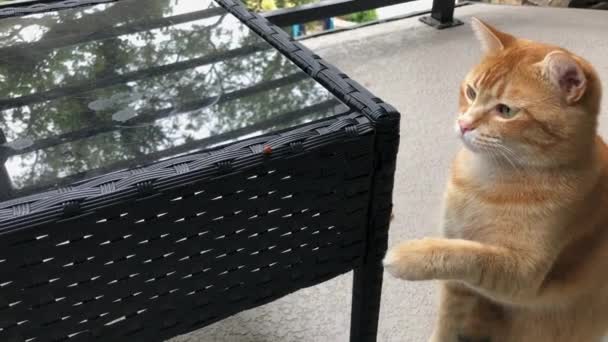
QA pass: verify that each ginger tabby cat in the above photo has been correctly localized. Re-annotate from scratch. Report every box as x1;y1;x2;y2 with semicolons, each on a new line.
383;18;608;342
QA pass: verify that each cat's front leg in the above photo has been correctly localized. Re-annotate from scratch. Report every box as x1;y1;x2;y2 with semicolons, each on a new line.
382;238;439;280
383;237;551;304
383;238;487;282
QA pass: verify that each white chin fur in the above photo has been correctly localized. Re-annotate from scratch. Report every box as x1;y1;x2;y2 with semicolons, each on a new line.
459;131;481;153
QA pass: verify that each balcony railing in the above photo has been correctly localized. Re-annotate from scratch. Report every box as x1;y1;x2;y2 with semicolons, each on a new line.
0;0;463;29
262;0;463;29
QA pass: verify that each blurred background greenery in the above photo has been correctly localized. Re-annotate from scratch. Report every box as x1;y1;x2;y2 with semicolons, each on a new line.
242;0;378;38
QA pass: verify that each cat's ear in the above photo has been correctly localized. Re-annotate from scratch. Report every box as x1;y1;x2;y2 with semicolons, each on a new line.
540;51;587;105
471;18;515;54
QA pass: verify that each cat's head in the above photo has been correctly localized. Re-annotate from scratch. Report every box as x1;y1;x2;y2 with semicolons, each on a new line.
457;18;602;168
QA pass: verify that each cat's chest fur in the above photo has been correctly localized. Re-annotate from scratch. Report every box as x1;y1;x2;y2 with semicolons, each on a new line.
440;148;604;244
441;179;566;243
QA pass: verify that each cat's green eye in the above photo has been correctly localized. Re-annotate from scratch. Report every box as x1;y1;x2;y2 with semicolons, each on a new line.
496;104;518;119
466;85;477;101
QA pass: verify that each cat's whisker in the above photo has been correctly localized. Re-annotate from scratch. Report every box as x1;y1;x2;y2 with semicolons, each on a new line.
495;146;527;175
495;147;522;173
494;144;524;167
487;143;519;163
476;143;499;165
487;150;503;168
473;139;524;173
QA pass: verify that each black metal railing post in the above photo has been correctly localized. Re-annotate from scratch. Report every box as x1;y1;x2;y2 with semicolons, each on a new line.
419;0;463;29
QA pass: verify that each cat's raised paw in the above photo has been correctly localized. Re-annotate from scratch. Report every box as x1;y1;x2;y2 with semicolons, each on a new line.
383;238;440;281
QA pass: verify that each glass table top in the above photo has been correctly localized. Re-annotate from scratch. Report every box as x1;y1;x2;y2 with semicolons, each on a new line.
0;0;344;201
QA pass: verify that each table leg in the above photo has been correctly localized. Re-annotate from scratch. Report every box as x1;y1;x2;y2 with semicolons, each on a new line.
350;253;385;342
350;203;390;342
350;117;398;342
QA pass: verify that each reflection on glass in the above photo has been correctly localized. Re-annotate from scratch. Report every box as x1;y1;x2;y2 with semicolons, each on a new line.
0;0;343;201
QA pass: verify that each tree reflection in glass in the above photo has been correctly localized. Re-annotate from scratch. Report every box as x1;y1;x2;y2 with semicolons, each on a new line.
0;0;342;200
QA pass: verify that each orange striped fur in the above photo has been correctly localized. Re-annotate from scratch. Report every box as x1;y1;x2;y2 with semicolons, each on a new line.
383;18;608;342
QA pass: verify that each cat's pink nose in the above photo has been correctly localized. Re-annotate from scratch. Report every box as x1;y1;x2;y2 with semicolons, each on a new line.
458;120;473;134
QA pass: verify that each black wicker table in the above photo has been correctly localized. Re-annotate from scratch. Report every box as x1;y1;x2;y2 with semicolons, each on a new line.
0;0;400;341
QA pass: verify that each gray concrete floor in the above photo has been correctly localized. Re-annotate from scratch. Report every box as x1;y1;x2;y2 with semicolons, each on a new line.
171;4;608;342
